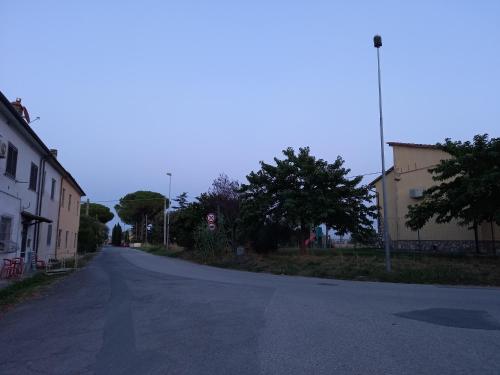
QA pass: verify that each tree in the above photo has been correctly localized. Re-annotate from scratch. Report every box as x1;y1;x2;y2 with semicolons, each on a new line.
199;174;241;248
111;223;122;246
114;191;167;243
169;176;242;250
78;216;108;253
170;201;204;248
173;192;189;209
85;203;114;223
240;147;376;253
406;134;500;253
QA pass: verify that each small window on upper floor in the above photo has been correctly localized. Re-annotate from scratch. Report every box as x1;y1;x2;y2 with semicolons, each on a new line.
29;163;38;191
61;188;66;207
68;194;72;211
51;178;56;200
5;143;18;179
47;224;52;246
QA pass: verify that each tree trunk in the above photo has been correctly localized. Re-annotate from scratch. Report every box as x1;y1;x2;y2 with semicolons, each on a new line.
140;216;144;243
473;221;479;254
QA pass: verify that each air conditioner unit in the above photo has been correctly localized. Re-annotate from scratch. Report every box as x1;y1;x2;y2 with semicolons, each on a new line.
409;188;424;199
0;141;6;158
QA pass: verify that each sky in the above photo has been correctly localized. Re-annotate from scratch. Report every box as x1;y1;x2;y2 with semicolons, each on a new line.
1;0;499;227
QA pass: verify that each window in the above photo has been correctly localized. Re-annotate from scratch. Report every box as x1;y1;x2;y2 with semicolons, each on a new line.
29;163;38;191
47;224;52;246
65;231;68;249
68;194;72;211
41;171;46;194
57;229;62;249
0;216;12;242
51;179;56;200
61;188;66;207
5;143;18;178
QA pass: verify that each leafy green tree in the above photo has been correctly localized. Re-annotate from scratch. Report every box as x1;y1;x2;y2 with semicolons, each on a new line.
169;176;242;249
199;174;241;248
170;201;204;248
78;216;108;253
111;223;122;246
124;230;130;244
173;192;189;209
240;147;376;253
115;191;167;243
406;134;500;253
85;203;114;224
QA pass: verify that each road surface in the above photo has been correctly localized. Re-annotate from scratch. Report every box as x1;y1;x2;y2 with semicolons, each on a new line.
1;247;499;374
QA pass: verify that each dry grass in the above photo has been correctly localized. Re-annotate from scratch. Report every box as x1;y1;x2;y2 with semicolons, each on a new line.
176;247;500;286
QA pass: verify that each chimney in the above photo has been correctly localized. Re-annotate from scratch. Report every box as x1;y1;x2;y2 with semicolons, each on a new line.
50;149;58;158
10;98;31;123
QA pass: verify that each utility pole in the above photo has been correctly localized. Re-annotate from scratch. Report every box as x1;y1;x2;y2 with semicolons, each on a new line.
374;34;391;272
166;173;172;250
163;198;167;247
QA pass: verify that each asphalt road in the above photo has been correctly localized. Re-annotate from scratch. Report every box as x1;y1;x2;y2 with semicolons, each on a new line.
1;247;499;375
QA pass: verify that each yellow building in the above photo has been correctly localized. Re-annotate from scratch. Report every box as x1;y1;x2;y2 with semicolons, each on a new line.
56;174;85;259
371;142;499;253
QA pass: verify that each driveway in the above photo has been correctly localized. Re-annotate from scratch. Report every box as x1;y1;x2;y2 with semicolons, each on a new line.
1;246;499;374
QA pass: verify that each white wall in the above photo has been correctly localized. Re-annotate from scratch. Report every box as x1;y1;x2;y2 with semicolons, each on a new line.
0;110;44;259
37;160;62;260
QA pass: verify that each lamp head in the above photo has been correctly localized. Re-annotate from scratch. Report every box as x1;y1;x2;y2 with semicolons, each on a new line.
373;35;382;48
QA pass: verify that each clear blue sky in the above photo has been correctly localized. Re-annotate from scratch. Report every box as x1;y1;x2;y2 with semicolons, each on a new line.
2;1;499;226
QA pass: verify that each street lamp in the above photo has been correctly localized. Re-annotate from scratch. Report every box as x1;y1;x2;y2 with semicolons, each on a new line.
165;172;172;250
374;34;391;272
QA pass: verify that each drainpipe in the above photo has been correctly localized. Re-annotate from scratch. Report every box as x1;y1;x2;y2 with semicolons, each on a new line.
33;156;48;266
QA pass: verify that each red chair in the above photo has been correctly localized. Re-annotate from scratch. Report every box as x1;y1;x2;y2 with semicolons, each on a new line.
36;258;46;269
12;257;24;277
1;259;16;279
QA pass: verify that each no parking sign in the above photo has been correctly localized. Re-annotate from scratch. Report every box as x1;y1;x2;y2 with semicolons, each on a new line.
207;213;216;231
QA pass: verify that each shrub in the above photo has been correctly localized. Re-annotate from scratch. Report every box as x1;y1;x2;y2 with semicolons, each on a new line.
193;222;230;261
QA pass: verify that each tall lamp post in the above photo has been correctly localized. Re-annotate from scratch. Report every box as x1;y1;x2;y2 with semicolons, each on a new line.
165;172;172;250
374;34;391;272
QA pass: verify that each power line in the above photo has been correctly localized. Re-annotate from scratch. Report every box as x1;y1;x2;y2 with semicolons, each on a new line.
84;197;167;204
86;165;438;203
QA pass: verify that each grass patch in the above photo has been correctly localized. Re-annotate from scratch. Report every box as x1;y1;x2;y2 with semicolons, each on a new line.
0;273;64;313
136;244;500;286
0;252;98;313
138;244;185;258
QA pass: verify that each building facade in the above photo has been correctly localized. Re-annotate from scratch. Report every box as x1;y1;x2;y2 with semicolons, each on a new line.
371;142;499;253
56;175;84;259
0;91;85;267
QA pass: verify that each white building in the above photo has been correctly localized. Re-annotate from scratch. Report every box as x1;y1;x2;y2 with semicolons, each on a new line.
0;91;85;268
